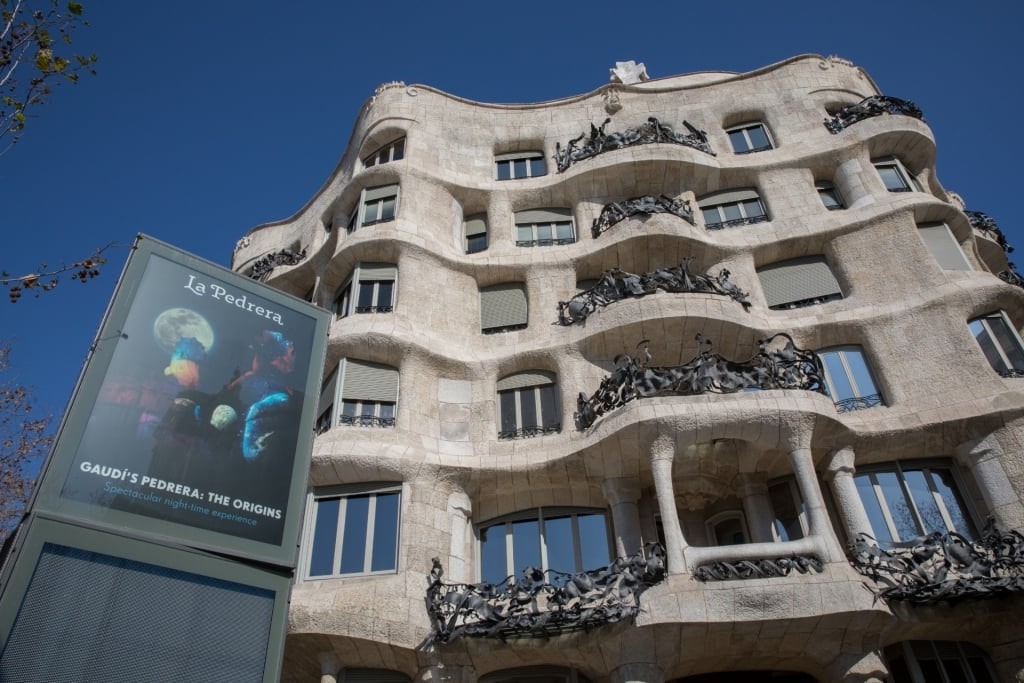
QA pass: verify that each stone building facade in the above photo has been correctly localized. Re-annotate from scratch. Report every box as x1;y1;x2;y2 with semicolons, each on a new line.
233;55;1024;683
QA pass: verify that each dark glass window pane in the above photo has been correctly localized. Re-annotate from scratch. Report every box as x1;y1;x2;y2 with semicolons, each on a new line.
846;352;878;399
379;402;395;421
380;197;396;221
989;316;1024;368
530;157;546;176
480;524;508;585
377;281;394;308
499;391;517;432
823;352;855;400
819;187;842;209
577;513;610;570
932;469;975;537
360;402;376;417
702;208;720;225
340;495;370;574
728;129;747;152
769;481;803;541
513;159;527;178
917;659;943;682
517;225;533;243
879;166;907;191
543;516;576;580
392;139;404;161
357;282;375;310
363;201;380;224
971;319;1008;373
904;469;948;535
877;471;920;541
722;203;743;222
309;497;340;576
536;223;552;241
467;234;488;253
341;400;358;418
856;474;892;542
539;385;559;429
371;492;400;571
555;222;573;241
518;389;538;429
967;657;995;683
747;125;770;150
497;161;511;181
511;519;541;576
742;199;765;218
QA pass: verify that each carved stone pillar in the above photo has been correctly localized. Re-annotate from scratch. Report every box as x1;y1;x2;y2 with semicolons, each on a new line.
651;438;687;574
824;446;874;544
446;489;472;583
610;661;664;683
956;434;1024;529
737;475;775;543
318;653;337;683
602;477;643;557
834;156;876;210
788;447;845;562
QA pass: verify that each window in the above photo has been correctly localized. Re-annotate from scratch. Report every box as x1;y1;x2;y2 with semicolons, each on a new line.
727;122;773;154
338;359;398;428
316;367;339;434
769;478;807;542
348;184;399;232
335;263;396;317
919;223;971;270
969;311;1024;376
497;371;560;439
819;346;884;412
873;157;922;193
816;181;845;210
884;641;996;683
855;462;976;543
698;189;768;229
464;213;488;254
705;511;748;545
757;256;843;310
495;151;546;180
514;208;575;247
478;508;610;585
480;282;528;333
306;484;401;578
362;137;405;168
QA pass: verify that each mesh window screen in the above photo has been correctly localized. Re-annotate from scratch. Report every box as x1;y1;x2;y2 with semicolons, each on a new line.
0;543;275;682
758;256;842;308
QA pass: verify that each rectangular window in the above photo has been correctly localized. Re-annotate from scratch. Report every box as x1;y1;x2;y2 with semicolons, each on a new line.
513;208;575;247
354;184;399;229
338;359;399;428
495;151;547;180
969;311;1024;376
769;478;807;542
757;256;843;310
819;346;884;412
306;485;401;578
496;371;560;439
316;367;339;434
855;462;976;543
335;263;397;317
816;181;845;210
464;213;488;254
362;137;405;168
873;157;922;193
480;282;528;333
698;189;768;230
727;122;773;154
919;223;971;270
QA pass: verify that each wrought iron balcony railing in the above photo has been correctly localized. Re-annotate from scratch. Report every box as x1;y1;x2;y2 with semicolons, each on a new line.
704;215;769;231
515;237;575;248
497;424;561;440
769;293;843;311
591;195;693;238
247;247;307;282
337;415;396;428
834;393;884;413
695;555;823;581
823;95;924;134
354;305;393;313
554;116;715;173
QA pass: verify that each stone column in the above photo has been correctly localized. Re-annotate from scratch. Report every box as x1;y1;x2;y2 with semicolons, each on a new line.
956;434;1024;529
824;446;874;543
834;156;877;210
737;474;775;543
610;662;664;683
788;447;845;562
318;653;337;683
602;477;643;557
651;437;687;574
446;489;472;583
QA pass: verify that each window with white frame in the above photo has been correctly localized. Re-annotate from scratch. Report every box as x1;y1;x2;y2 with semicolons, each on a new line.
464;213;488;254
855;461;976;543
348;184;399;232
884;640;997;683
335;263;397;317
819;345;884;412
705;510;748;546
514;208;575;247
698;189;769;230
337;359;398;428
768;478;807;542
873;156;922;193
497;371;560;439
495;151;546;180
918;223;971;271
969;311;1024;376
480;282;528;333
757;256;843;310
305;484;401;579
816;180;845;210
362;137;405;168
478;508;610;585
727;122;774;154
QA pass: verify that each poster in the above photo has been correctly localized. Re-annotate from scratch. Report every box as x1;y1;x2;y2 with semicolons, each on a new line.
58;250;320;547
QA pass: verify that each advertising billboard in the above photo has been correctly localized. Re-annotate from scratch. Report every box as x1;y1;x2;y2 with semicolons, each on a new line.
32;235;330;566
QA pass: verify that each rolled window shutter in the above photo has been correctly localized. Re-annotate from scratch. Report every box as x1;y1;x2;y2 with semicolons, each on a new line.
697;188;760;208
318;367;339;415
481;283;528;330
464;214;487;237
919;224;970;270
342;359;398;402
758;256;842;308
514;208;572;224
363;184;399;202
497;370;555;392
358;262;397;280
495;151;543;162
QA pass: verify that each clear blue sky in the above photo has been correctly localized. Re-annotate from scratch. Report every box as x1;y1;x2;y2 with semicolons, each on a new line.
3;0;1023;420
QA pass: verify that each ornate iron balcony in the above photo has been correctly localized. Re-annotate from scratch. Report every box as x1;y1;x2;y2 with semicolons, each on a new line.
575;334;826;430
704;215;769;231
849;521;1024;605
337;415;396;428
823;95;924;134
592;195;693;238
421;543;666;647
248;247;307;282
353;305;393;313
515;237;575;248
497;424;561;440
555;116;714;173
557;259;751;326
834;393;884;413
695;555;823;582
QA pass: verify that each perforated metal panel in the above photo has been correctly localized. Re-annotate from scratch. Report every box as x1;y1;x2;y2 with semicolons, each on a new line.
358;262;398;279
464;215;488;237
0;543;274;682
758;256;842;308
364;184;399;201
342;359;399;402
481;283;528;330
919;224;971;270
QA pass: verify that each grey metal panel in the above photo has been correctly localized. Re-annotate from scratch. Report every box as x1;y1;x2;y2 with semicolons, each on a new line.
514;207;572;224
697;188;760;207
364;184;399;202
481;283;527;330
342;359;399;402
358;262;397;279
464;214;488;236
758;256;842;307
495;151;544;161
919;224;971;271
318;367;339;415
497;370;555;391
